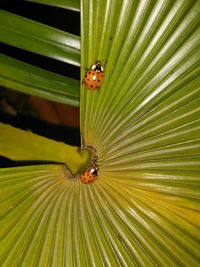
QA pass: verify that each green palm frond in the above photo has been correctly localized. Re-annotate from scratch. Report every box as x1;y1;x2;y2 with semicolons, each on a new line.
0;123;90;174
0;0;200;266
25;0;80;11
0;54;80;106
0;8;80;104
0;10;80;65
80;0;200;265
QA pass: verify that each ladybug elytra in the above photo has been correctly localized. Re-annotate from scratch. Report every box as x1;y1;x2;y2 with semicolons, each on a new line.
83;61;104;90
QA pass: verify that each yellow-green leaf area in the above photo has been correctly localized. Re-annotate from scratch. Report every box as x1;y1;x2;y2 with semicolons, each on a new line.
0;123;90;174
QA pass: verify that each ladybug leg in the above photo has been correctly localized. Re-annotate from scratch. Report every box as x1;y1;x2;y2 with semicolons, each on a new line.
81;75;87;85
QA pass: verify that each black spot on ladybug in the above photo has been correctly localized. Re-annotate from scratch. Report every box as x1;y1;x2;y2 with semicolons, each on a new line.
85;75;87;78
101;74;103;77
91;85;93;88
88;180;91;182
89;71;91;74
98;80;100;82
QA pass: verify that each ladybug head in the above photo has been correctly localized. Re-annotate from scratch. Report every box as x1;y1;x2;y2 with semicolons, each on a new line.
90;167;98;176
93;61;104;72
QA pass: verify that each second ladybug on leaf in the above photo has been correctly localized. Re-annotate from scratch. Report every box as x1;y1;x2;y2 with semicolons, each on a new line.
80;167;98;184
83;61;104;90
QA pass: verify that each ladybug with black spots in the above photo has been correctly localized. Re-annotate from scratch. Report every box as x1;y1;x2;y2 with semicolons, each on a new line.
80;167;98;184
83;61;104;90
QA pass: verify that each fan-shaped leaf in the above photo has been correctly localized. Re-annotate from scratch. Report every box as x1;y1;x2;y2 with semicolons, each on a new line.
0;0;200;266
0;165;79;266
80;0;200;265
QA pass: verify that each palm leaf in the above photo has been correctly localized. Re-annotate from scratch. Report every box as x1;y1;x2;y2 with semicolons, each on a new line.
0;0;200;266
0;10;80;65
80;0;200;265
0;54;79;106
0;123;90;174
0;9;80;105
0;165;79;266
25;0;80;11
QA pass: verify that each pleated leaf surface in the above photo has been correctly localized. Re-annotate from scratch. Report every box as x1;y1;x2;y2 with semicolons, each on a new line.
80;0;200;265
0;0;200;266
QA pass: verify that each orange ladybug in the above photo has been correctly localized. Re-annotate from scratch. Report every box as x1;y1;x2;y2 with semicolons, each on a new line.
80;167;98;184
84;61;104;90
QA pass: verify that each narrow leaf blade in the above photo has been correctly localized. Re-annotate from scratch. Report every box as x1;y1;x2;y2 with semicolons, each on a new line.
0;54;79;106
0;10;80;66
25;0;80;12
